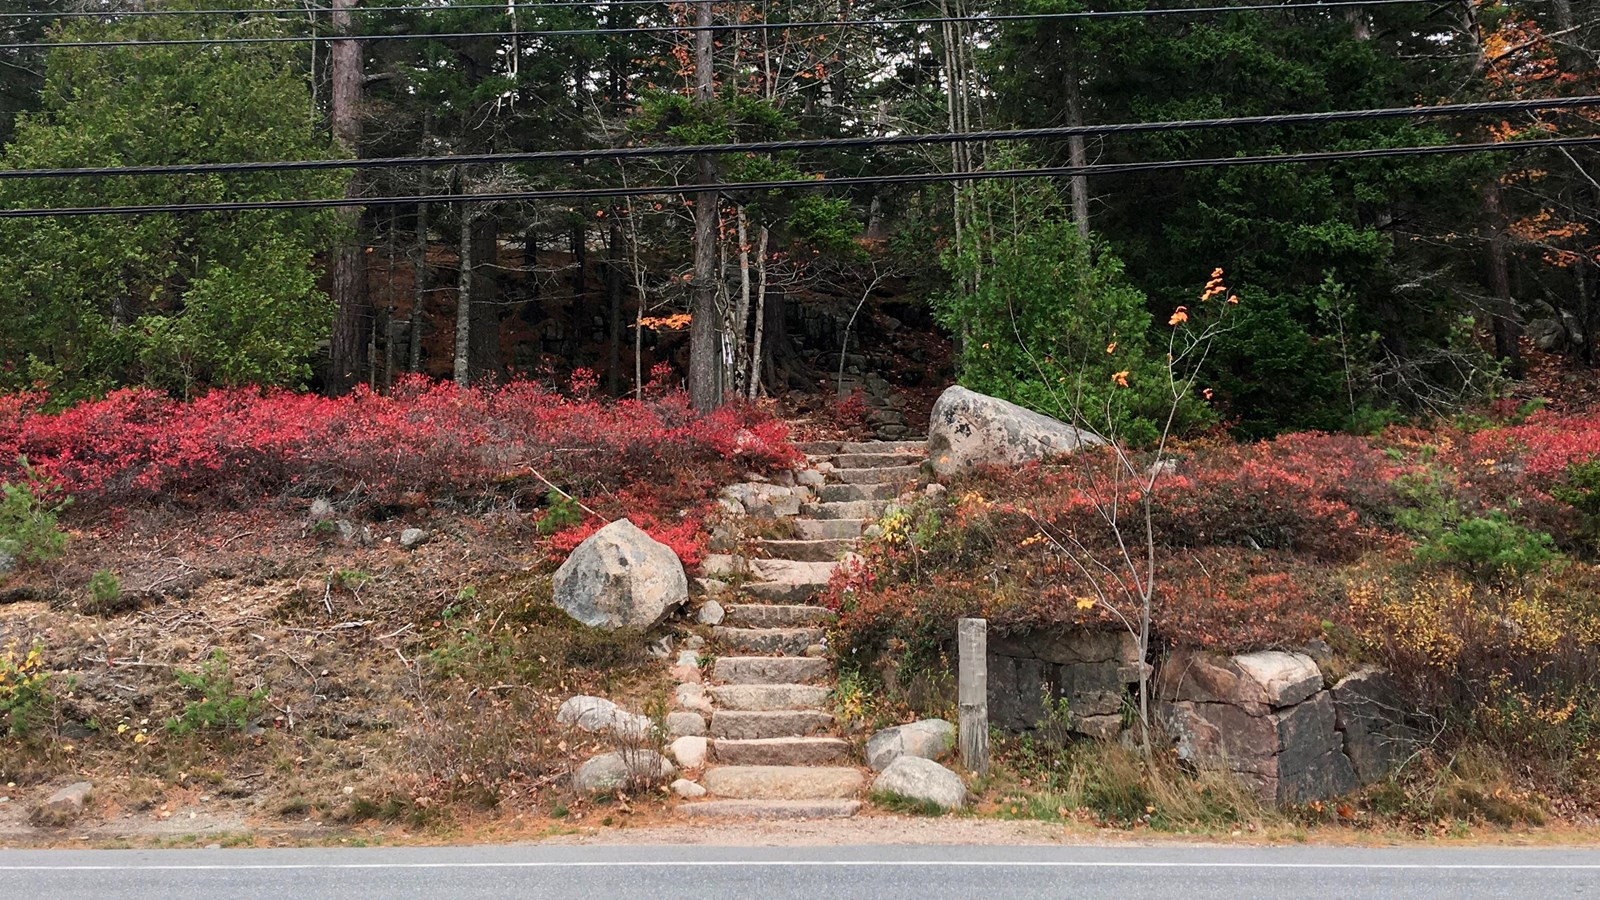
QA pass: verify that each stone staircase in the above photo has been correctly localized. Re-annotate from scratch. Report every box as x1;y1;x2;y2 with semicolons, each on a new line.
682;439;928;819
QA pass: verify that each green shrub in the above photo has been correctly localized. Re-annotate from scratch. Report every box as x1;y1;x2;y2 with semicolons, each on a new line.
1415;512;1559;579
0;642;56;739
1551;458;1600;550
165;650;267;735
0;457;70;574
88;569;121;606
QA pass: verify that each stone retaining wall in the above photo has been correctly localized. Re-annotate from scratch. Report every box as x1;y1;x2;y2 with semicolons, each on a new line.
986;629;1418;806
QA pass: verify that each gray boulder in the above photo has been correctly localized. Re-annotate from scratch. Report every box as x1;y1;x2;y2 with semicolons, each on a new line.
928;385;1104;477
866;719;957;771
0;549;14;579
572;751;675;794
872;756;966;811
398;528;430;550
556;695;652;740
1333;668;1418;785
553;519;688;629
31;782;92;827
720;482;804;518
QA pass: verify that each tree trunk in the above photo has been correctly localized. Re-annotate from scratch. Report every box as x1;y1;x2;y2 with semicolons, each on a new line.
567;220;587;364
606;220;624;396
327;0;368;395
747;225;770;399
454;206;474;387
409;198;428;374
1482;181;1523;376
469;214;499;383
1064;49;1090;244
688;0;722;411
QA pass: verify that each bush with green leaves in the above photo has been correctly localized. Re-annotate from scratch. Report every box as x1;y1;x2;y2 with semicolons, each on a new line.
1551;459;1600;551
937;180;1209;445
165;650;267;735
0;642;56;740
0;457;70;576
1415;512;1560;580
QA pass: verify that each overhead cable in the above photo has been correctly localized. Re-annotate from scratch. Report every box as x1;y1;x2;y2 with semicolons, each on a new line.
2;134;1594;218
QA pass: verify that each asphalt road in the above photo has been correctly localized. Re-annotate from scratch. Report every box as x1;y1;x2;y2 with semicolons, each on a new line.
2;842;1597;899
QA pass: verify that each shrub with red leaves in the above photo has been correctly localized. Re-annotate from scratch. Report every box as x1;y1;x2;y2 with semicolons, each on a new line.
0;376;801;516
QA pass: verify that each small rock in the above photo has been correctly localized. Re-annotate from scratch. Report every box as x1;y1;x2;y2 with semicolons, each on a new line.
872;757;966;810
668;736;709;769
696;578;729;597
556;695;652;740
700;555;746;579
647;636;676;659
666;711;707;737
572;751;675;794
685;635;706;651
335;520;373;545
924;483;947;500
697;600;726;626
796;469;826;487
803;643;827;658
675;683;714;715
772;470;796;488
676;649;701;668
670;778;707;799
670;664;703;684
862;524;883;539
398;528;430;550
309;498;335;519
31;782;93;827
866;719;957;771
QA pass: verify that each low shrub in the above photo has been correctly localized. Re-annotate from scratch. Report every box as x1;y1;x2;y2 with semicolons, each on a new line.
165;650;268;735
0;458;70;571
0;642;57;740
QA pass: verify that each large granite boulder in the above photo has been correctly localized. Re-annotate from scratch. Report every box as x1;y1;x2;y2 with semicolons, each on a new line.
1157;649;1356;806
928;385;1105;477
556;695;653;740
866;719;957;771
572;751;675;794
553;519;688;629
1333;668;1418;785
872;756;967;811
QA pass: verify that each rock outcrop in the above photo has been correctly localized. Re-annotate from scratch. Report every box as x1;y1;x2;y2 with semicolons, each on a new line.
553;518;688;629
988;629;1141;740
572;751;675;794
1158;650;1358;805
928;385;1104;477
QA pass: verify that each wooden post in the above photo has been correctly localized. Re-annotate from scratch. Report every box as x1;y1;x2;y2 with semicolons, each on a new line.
958;617;989;776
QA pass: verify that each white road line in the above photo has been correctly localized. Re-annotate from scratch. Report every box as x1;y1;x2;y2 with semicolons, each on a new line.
1;860;1598;872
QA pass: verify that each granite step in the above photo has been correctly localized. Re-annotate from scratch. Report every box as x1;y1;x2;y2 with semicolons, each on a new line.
803;500;890;520
722;604;835;628
741;581;822;603
710;709;834;740
834;452;924;469
749;558;838;585
832;465;921;485
712;626;825;656
680;799;860;820
701;765;864;800
818;482;899;503
712;656;832;685
751;538;853;562
837;441;927;454
793;518;866;540
710;683;832;711
794;441;844;455
711;736;852;765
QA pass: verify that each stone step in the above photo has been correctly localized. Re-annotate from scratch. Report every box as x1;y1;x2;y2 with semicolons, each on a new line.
711;736;852;766
818;482;900;503
794;441;843;455
741;581;821;603
838;441;926;454
803;500;890;520
751;538;853;562
712;626;825;656
834;452;924;469
793;518;866;540
722;604;835;628
832;465;921;485
680;799;861;820
710;683;832;711
711;709;834;740
701;765;864;800
749;558;838;585
712;656;832;685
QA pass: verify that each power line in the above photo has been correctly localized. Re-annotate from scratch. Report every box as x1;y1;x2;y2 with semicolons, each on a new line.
0;0;1440;51
2;135;1594;218
4;95;1595;181
0;0;674;18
